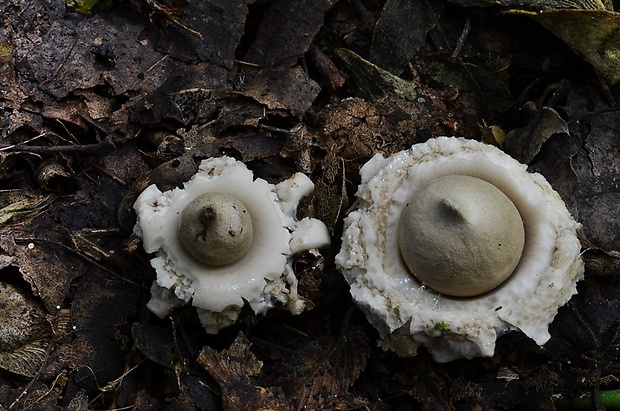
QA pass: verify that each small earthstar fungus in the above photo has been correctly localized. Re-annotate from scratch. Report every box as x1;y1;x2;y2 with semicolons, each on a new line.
336;137;584;362
134;156;330;333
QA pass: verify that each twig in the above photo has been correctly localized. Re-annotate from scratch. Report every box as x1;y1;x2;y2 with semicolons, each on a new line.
451;16;471;59
0;136;116;155
14;237;145;288
145;0;203;39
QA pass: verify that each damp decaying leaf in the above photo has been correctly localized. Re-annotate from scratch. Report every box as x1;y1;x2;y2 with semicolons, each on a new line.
546;281;620;394
150;0;250;69
197;333;289;411
0;283;51;377
129;65;229;126
241;66;322;119
244;0;339;68
0;143;142;312
370;0;443;75
13;8;170;102
526;81;620;251
0;232;81;313
432;60;513;121
2;1;175;138
131;322;176;370
0;134;147;406
331;48;418;101
503;101;569;164
67;253;144;400
511;9;620;84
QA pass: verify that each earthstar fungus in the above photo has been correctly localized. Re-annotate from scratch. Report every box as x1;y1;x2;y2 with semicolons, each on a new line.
134;156;330;333
336;137;584;362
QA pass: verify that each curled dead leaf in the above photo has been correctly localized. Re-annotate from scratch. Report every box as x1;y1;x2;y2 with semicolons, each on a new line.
504;102;569;164
0;194;54;229
0;283;52;377
196;333;288;411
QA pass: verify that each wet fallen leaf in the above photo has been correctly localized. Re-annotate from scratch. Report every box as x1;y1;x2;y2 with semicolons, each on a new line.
332;48;418;101
432;60;513;121
244;0;339;68
511;9;620;84
504;101;569;163
370;0;443;75
151;0;250;69
131;322;176;370
547;282;620;390
527;82;620;250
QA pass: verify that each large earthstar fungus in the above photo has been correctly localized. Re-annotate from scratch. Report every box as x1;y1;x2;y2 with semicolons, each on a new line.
336;137;584;362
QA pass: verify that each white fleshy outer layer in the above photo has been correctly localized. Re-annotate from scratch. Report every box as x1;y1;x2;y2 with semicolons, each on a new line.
335;137;584;362
134;157;330;333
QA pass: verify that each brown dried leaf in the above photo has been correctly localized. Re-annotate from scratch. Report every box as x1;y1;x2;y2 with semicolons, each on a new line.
0;283;52;377
0;231;82;312
242;66;321;118
0;41;13;62
197;333;288;411
129;65;228;126
314;151;347;234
